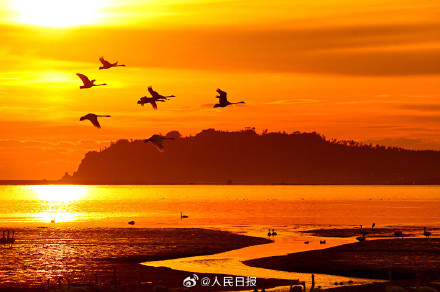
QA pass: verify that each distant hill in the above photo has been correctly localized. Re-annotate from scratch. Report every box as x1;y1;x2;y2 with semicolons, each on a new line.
63;129;440;185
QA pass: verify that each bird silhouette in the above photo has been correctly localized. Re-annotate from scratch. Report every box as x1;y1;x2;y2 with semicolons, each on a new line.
128;221;135;225
271;229;277;236
320;240;326;244
180;212;188;219
148;86;175;100
394;231;403;238
304;241;310;244
144;134;175;152
76;73;107;89
99;56;126;70
423;227;431;238
80;113;111;128
213;88;245;108
356;234;366;242
137;86;175;109
267;229;272;237
360;223;375;236
386;271;408;292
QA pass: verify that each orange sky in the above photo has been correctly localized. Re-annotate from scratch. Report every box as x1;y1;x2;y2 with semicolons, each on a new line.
1;0;440;179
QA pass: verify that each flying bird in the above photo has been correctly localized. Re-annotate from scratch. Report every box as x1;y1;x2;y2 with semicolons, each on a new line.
148;86;175;100
213;88;245;108
144;134;175;152
137;86;175;109
80;113;111;128
76;73;107;89
99;56;126;70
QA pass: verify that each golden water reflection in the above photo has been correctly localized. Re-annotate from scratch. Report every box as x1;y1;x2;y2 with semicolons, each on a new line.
27;185;88;223
29;185;87;201
33;211;79;223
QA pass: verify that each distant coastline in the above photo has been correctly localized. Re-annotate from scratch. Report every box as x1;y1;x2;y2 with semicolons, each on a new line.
6;128;440;185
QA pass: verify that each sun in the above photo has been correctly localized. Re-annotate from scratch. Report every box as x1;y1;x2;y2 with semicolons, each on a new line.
9;0;106;28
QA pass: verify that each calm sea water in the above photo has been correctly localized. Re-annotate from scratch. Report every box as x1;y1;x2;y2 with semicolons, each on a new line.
0;185;440;227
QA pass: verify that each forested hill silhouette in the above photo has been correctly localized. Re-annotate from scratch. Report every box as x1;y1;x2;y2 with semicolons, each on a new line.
63;129;440;185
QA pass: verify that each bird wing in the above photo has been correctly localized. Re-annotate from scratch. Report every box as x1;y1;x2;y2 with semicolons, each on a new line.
148;86;160;98
216;88;228;104
150;100;158;109
88;115;101;128
76;73;91;85
99;57;112;67
152;141;165;152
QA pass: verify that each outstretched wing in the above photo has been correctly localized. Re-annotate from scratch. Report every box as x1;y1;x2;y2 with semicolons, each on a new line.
152;141;165;152
99;57;112;67
150;100;158;109
88;115;101;128
216;88;228;104
148;86;160;99
76;73;91;85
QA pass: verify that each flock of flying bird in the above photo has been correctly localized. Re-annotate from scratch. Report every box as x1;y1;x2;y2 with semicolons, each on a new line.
77;57;245;151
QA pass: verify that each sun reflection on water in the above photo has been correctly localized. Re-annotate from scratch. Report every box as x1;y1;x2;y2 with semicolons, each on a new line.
29;185;87;201
27;185;88;223
34;211;79;223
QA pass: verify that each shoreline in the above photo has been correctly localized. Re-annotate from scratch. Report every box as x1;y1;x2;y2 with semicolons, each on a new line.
1;226;440;291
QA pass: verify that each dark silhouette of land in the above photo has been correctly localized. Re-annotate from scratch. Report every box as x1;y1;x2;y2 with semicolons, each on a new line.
60;128;440;185
244;238;440;280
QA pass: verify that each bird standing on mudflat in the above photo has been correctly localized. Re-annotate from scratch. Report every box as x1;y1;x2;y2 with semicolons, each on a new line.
423;227;431;238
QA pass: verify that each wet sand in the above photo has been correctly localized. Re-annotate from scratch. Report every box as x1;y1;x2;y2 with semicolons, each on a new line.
245;238;440;290
0;227;294;291
301;225;439;238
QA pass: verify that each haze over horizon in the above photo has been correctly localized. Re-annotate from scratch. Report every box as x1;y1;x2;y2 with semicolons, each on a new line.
1;0;440;179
